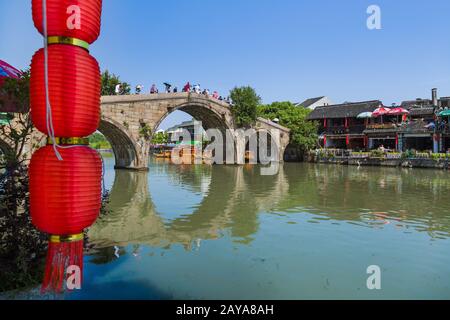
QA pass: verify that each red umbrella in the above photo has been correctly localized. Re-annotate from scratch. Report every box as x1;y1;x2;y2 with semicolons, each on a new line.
387;107;409;115
0;59;21;87
372;107;390;117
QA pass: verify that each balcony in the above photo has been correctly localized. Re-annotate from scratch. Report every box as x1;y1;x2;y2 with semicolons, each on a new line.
364;123;398;133
324;125;366;135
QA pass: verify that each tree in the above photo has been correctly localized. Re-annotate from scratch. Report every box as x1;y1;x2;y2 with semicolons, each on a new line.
152;131;168;145
88;132;111;150
0;70;47;292
229;86;260;127
0;70;34;170
257;101;318;152
101;70;131;96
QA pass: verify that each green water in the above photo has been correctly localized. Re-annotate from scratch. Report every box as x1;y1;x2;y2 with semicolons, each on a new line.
11;158;450;299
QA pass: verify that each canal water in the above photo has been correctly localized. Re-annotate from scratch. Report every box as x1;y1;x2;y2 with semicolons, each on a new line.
9;157;450;299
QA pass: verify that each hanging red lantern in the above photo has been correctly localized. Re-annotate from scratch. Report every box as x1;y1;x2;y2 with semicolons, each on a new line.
29;144;102;292
30;145;102;235
30;44;101;137
32;0;102;45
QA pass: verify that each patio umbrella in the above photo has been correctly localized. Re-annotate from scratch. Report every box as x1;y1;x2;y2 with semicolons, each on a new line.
0;59;21;87
357;112;373;119
372;107;390;117
439;110;450;117
387;107;409;115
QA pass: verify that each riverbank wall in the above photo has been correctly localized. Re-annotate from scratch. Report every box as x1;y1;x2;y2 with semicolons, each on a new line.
309;155;450;170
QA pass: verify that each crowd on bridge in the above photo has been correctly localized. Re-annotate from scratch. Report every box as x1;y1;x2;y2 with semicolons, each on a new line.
114;81;232;104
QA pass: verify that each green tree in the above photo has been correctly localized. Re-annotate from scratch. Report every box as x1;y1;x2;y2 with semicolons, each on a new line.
230;86;260;127
0;70;47;292
88;132;111;150
0;70;34;170
152;131;169;144
101;70;131;96
257;101;318;152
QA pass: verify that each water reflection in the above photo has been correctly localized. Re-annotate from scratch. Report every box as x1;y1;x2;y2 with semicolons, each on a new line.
88;163;290;250
88;161;450;253
8;160;450;299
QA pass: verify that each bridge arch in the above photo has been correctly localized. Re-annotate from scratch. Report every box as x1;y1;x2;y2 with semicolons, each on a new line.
153;100;234;135
100;93;289;170
99;117;146;170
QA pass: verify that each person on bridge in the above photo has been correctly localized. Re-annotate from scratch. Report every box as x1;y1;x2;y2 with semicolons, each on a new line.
194;84;201;94
115;83;121;95
173;87;178;93
150;84;158;94
182;82;191;92
135;84;143;94
212;91;219;99
164;83;172;93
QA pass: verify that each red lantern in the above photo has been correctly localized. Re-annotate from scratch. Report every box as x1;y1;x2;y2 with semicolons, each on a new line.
30;145;102;235
30;44;101;137
32;0;102;44
29;145;102;293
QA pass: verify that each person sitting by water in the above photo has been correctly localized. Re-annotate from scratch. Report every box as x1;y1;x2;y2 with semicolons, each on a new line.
150;84;158;94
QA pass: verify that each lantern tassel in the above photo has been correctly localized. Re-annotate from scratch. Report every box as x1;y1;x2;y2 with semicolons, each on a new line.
41;234;84;294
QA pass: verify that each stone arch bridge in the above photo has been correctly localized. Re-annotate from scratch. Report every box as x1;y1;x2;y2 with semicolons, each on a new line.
100;92;290;170
0;93;290;170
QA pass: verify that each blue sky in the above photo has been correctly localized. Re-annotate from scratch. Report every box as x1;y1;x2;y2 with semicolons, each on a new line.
1;0;450;129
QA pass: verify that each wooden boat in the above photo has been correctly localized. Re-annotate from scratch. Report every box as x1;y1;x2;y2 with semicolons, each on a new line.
245;150;255;163
155;150;172;158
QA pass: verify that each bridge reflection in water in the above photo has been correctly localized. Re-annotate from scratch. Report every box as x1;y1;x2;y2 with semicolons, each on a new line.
88;159;290;249
78;159;450;299
88;158;450;251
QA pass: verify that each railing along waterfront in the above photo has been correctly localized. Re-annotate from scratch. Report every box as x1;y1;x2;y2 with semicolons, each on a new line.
324;125;366;135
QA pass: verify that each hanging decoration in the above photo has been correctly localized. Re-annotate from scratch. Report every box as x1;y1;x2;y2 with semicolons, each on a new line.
32;0;102;45
29;0;103;293
30;45;101;137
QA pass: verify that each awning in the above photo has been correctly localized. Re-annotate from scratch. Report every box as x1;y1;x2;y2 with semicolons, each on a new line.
357;112;373;119
387;107;409;115
439;110;450;117
0;60;21;86
372;107;391;117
